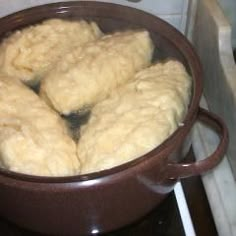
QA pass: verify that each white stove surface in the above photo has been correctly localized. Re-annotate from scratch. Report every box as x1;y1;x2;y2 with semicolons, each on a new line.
191;98;236;236
174;182;196;236
187;0;236;235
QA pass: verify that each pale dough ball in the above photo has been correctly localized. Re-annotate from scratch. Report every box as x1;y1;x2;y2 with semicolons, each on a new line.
77;61;191;174
40;30;154;114
0;19;102;84
0;74;80;176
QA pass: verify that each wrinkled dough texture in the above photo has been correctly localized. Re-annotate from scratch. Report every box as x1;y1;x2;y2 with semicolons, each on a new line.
40;30;154;114
0;74;80;176
77;61;192;174
0;19;102;84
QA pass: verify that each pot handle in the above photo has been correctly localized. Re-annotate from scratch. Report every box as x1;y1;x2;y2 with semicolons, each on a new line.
166;108;228;179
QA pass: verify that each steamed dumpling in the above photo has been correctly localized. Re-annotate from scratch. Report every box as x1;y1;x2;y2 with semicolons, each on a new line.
0;19;102;84
40;30;154;114
0;74;80;176
77;61;191;174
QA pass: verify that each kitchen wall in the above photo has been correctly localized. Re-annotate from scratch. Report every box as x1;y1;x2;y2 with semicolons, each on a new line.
217;0;236;47
0;0;189;33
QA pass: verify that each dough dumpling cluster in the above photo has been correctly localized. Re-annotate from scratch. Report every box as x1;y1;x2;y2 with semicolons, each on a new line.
77;61;191;174
0;19;102;84
0;17;192;176
40;30;154;114
0;74;80;176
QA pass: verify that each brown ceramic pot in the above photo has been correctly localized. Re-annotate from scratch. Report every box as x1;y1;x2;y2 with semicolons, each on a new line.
0;2;228;235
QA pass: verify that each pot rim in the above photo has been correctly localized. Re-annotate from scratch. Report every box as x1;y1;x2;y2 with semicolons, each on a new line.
0;1;203;183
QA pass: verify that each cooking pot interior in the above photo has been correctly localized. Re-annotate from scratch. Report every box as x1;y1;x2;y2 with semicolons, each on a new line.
0;2;201;182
